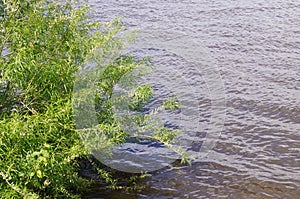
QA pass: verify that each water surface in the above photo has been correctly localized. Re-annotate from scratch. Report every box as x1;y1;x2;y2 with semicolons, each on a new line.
86;0;300;198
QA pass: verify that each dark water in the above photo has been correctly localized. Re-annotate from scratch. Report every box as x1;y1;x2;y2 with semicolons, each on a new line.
86;0;300;198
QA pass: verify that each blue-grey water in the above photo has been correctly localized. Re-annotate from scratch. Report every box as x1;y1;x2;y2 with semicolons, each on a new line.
86;0;300;198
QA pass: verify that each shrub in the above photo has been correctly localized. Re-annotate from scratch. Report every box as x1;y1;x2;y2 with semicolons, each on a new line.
0;1;187;197
0;0;137;197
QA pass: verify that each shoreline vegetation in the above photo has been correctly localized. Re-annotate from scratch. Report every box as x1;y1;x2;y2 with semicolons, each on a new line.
0;1;186;198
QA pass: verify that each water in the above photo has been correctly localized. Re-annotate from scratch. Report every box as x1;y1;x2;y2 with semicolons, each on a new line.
86;0;300;198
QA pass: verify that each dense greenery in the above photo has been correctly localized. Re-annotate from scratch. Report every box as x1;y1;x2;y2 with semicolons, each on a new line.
0;0;137;197
0;0;185;198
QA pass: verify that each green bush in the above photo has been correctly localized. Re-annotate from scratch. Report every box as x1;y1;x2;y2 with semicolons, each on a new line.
0;100;88;198
0;0;140;197
0;1;188;198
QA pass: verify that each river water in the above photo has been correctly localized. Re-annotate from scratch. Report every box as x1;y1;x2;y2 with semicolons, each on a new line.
86;0;300;198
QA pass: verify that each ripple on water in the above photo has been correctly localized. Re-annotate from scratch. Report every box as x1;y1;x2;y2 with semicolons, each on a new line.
86;0;300;198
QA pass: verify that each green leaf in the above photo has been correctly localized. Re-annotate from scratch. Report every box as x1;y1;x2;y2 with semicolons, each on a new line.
36;170;42;178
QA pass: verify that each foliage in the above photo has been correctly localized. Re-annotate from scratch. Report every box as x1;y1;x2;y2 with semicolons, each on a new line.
129;84;153;111
162;96;180;110
0;100;88;198
0;0;131;197
0;0;125;113
0;0;188;198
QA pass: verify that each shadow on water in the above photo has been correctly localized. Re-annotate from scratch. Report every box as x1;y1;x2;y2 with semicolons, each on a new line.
79;156;191;199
